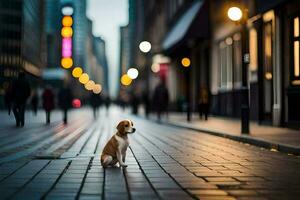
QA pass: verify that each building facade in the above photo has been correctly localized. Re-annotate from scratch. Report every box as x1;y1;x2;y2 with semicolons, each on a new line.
134;0;300;127
0;0;45;107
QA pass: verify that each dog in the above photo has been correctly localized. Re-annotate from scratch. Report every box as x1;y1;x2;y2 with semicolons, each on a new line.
101;119;135;167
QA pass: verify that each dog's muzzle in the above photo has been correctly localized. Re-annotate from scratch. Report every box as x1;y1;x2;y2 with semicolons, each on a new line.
129;128;136;133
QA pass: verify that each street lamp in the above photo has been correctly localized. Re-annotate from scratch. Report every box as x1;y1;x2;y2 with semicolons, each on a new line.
181;57;192;122
139;40;152;117
139;41;151;53
227;6;250;134
127;68;139;79
227;7;243;22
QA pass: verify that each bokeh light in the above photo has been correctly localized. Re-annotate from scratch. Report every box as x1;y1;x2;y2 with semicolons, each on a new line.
72;98;81;108
151;63;160;73
93;84;102;94
79;73;89;84
127;68;139;79
85;80;95;90
139;41;151;53
62;6;74;15
61;57;73;69
62;16;73;27
72;67;83;78
181;57;191;67
61;27;73;38
227;7;243;22
121;74;132;86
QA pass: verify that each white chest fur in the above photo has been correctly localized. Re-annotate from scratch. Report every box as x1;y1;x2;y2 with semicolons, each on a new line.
115;135;129;153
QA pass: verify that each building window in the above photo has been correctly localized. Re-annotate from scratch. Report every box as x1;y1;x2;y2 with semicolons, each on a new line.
292;16;300;85
249;28;258;82
219;34;242;90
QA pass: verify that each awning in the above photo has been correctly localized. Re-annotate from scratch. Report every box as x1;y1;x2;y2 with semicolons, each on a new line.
162;0;209;51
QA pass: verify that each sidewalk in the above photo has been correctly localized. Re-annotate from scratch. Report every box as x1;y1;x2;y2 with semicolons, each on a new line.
157;113;300;155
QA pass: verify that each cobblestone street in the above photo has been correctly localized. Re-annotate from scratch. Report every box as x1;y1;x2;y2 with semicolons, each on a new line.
0;108;299;200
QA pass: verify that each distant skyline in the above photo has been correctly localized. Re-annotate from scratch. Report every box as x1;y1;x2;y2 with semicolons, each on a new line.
87;0;128;97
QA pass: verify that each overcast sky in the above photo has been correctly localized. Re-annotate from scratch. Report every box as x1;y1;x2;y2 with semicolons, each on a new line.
87;0;128;97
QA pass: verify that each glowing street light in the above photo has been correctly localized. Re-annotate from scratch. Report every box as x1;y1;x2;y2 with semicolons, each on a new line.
85;80;95;90
93;84;102;94
227;5;250;134
61;27;73;38
61;6;74;15
79;73;89;84
72;67;83;78
61;57;73;69
181;57;191;67
127;68;139;79
139;41;151;53
121;74;132;86
151;63;160;73
62;16;73;27
227;7;243;22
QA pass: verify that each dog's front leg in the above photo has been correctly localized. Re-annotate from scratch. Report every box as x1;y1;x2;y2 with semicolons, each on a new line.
122;152;126;163
116;150;127;167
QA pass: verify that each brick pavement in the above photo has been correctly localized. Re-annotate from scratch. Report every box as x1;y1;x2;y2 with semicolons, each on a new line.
0;108;299;199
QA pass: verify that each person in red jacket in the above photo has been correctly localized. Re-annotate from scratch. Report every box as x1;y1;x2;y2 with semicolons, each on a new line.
42;85;55;124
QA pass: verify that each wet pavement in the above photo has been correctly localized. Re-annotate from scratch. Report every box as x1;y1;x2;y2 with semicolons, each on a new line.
0;107;299;200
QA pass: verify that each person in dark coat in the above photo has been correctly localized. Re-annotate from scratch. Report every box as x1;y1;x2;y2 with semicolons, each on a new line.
42;86;55;124
11;72;31;127
31;90;38;115
153;81;169;121
130;92;139;115
58;85;73;124
90;93;102;119
198;86;209;120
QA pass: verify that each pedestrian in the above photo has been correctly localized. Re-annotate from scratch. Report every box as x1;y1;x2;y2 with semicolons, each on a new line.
152;81;169;121
198;86;209;120
90;93;102;119
11;72;31;127
42;85;55;124
31;90;39;115
142;91;150;118
131;92;139;115
58;85;73;124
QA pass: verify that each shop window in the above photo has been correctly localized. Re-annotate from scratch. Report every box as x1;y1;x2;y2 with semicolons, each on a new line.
233;33;242;87
249;28;258;82
292;16;300;85
219;34;242;90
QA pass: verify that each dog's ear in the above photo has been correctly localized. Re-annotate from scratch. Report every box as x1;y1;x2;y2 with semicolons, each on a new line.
117;121;125;133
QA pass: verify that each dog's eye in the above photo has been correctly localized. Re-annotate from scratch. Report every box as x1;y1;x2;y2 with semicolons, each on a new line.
125;124;129;127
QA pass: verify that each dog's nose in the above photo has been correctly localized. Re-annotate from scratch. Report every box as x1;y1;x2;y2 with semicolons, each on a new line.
132;128;136;132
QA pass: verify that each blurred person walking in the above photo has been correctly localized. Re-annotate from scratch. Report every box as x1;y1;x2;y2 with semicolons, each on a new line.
11;72;31;127
90;93;102;119
131;92;139;115
153;81;169;121
31;90;39;115
58;85;73;124
42;86;55;124
198;86;209;120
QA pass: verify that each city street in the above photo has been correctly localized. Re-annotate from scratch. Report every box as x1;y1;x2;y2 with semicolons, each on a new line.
0;108;299;200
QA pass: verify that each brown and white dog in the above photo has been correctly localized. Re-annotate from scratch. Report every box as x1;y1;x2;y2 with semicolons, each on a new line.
101;120;135;167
